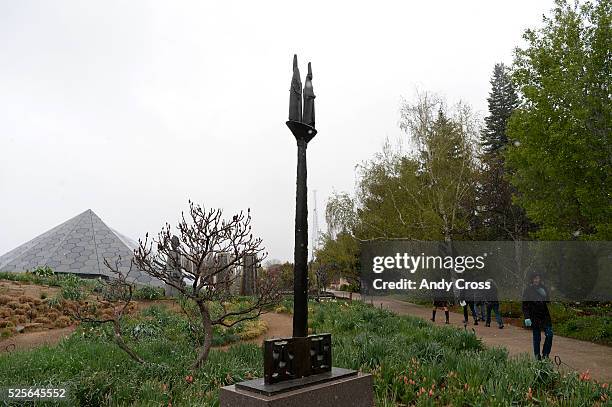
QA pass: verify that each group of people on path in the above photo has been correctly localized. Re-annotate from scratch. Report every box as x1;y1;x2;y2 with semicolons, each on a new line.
430;273;554;360
430;278;505;328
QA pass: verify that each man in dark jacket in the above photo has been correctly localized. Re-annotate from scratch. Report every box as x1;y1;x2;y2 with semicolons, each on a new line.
484;279;504;328
522;272;553;359
458;287;479;326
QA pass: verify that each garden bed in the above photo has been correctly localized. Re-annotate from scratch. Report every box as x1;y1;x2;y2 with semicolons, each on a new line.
0;301;609;405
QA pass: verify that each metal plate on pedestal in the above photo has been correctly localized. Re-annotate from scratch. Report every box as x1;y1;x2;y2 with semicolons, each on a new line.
235;367;358;396
263;333;332;384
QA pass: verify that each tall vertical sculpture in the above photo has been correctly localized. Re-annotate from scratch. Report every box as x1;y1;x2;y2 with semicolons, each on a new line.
223;56;372;405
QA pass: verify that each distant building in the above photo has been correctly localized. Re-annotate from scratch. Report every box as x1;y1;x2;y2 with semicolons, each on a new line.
0;209;162;287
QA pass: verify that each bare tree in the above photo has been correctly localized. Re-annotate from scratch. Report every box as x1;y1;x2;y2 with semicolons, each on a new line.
133;201;281;369
71;258;144;364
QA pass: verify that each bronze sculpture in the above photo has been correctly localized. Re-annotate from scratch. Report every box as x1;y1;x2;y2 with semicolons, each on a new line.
288;54;303;123
302;62;315;127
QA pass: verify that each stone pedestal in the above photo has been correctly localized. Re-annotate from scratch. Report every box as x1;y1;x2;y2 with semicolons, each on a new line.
220;369;373;407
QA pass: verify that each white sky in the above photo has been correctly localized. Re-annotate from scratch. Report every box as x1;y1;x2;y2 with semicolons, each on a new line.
0;0;555;262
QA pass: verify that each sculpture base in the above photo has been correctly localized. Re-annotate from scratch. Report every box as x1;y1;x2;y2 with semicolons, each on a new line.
220;368;373;407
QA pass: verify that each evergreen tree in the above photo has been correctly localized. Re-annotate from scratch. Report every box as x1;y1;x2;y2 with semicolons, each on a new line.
481;63;519;154
477;63;533;240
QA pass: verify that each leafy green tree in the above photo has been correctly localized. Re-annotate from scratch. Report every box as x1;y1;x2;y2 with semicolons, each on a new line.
324;92;480;244
365;92;480;242
506;0;611;240
266;262;294;290
314;231;359;287
325;191;357;239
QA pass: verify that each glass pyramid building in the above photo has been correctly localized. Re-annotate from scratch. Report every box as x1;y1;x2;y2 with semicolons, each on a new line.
0;209;161;286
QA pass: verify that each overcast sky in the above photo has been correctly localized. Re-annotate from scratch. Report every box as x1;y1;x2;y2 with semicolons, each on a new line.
0;0;555;262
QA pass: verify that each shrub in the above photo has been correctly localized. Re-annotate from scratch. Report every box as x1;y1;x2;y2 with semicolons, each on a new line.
59;274;84;301
134;286;164;300
45;296;62;308
32;266;54;278
55;316;72;328
47;310;60;320
0;320;13;328
0;328;14;338
17;295;31;304
238;320;268;340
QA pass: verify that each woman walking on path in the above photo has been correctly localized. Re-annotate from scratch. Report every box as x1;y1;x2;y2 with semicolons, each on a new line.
522;272;553;359
431;287;450;324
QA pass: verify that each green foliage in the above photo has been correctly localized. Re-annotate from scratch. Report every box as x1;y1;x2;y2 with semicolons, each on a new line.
0;271;62;286
506;0;611;240
0;301;608;405
339;282;360;293
476;63;533;241
134;286;164;300
324;191;357;237
556;315;612;345
481;63;519;154
496;301;612;345
315;231;359;286
32;266;55;278
325;93;480;245
58;274;85;301
266;262;294;290
309;301;608;406
317;94;481;286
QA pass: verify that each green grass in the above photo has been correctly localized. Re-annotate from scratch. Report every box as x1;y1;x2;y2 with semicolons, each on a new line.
501;302;612;346
310;301;610;406
0;301;609;406
0;271;65;287
0;305;263;406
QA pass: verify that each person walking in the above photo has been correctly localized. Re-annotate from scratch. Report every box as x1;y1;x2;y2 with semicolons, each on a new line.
522;272;553;359
459;287;478;325
472;284;486;324
484;279;504;328
431;287;450;324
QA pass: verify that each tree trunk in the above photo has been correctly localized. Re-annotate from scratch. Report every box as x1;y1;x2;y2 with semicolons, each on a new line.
192;301;213;370
112;319;144;364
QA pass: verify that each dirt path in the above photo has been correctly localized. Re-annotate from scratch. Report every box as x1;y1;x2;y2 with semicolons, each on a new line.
0;326;76;353
333;292;611;382
257;312;293;342
216;312;293;351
